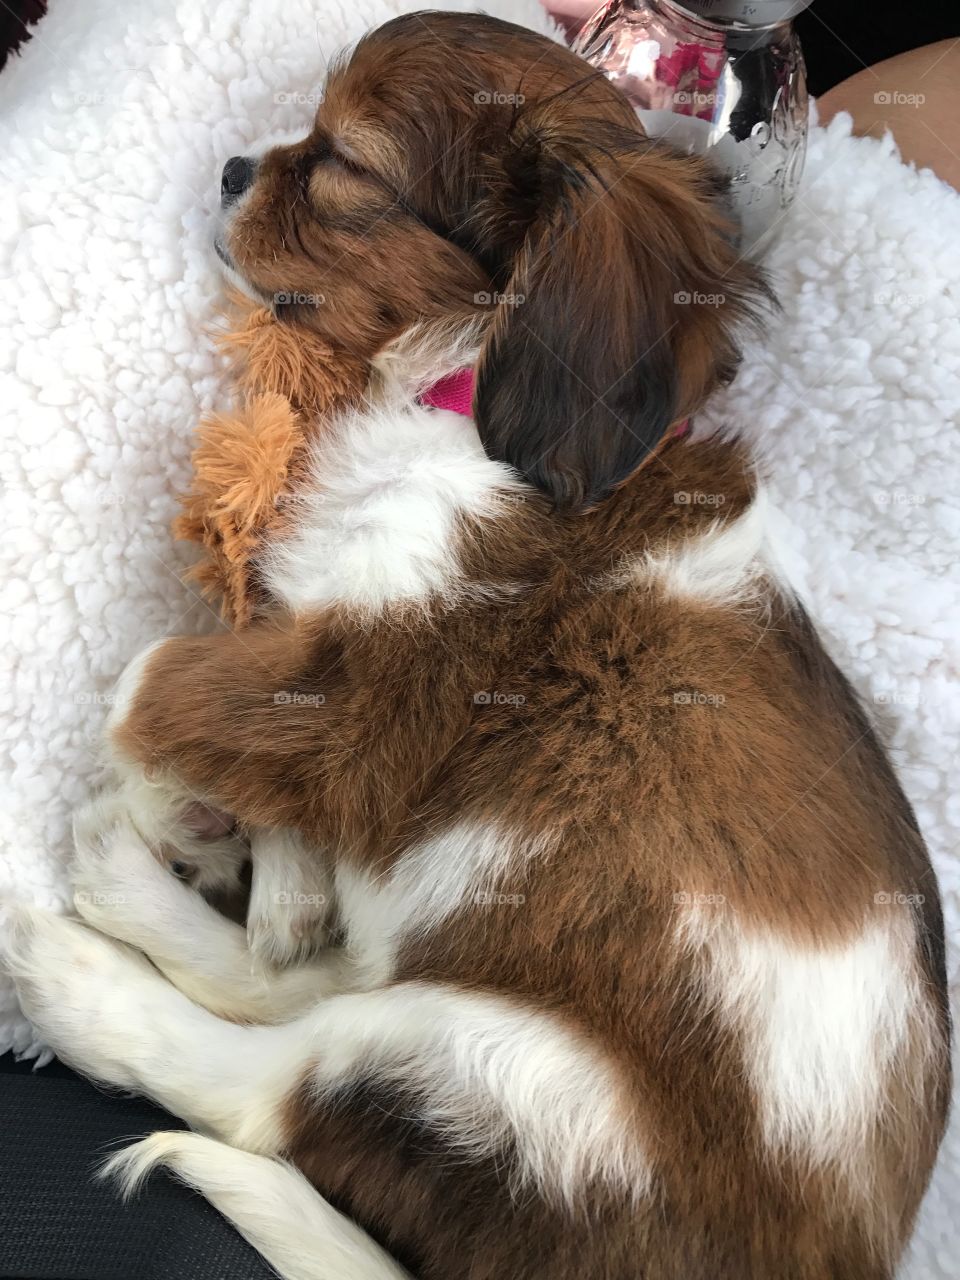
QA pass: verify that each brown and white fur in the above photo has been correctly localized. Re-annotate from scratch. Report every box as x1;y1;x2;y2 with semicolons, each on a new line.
3;14;949;1280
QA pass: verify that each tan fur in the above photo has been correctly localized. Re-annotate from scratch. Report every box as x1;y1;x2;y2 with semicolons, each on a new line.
174;295;367;625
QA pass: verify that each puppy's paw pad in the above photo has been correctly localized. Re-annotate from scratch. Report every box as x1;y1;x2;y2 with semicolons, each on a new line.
247;895;327;969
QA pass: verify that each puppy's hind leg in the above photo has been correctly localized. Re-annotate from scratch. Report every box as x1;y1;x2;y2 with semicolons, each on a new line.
1;904;307;1151
105;1133;410;1280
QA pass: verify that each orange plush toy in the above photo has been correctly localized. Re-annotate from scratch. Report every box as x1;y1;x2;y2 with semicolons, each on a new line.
174;296;368;627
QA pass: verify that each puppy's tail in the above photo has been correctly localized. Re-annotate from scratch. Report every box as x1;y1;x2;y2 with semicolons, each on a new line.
102;1131;410;1280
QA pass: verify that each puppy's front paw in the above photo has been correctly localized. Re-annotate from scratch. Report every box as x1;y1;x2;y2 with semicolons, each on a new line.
247;829;333;969
247;890;324;969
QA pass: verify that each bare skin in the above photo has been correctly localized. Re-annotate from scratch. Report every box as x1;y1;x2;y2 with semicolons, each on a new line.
812;40;960;191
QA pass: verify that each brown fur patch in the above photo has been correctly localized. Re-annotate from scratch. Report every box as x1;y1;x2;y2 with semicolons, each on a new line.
116;436;949;1278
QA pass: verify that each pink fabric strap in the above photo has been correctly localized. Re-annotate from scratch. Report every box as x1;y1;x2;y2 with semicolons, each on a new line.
417;368;476;416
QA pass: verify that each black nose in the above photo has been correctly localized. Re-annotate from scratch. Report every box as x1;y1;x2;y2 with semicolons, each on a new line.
221;155;255;203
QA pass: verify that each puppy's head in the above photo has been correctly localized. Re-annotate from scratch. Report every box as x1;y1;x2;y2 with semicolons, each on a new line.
217;12;765;509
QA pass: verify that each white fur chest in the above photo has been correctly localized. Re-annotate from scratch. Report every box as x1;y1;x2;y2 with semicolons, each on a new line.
259;402;523;616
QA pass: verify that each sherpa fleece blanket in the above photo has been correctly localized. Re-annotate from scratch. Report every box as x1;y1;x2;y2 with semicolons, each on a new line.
1;1;958;1273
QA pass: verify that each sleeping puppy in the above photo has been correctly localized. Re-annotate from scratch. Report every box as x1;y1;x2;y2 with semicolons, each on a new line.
4;13;949;1280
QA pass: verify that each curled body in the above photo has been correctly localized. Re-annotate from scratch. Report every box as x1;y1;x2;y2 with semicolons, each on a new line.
3;13;948;1280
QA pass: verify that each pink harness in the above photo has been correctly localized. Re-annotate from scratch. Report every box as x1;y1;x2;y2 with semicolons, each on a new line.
417;368;477;416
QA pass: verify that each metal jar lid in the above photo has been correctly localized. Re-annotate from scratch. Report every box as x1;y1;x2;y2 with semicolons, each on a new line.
675;0;813;28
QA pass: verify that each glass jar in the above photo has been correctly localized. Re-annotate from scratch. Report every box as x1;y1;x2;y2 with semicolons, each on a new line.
574;0;811;255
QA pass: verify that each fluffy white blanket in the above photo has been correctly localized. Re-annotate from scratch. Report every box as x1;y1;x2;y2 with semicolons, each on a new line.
0;0;956;1273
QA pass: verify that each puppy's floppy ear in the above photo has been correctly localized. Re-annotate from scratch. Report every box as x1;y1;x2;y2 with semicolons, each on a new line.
474;124;767;510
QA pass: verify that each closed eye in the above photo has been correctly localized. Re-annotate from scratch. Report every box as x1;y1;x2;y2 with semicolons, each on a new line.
301;138;470;256
304;133;368;178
